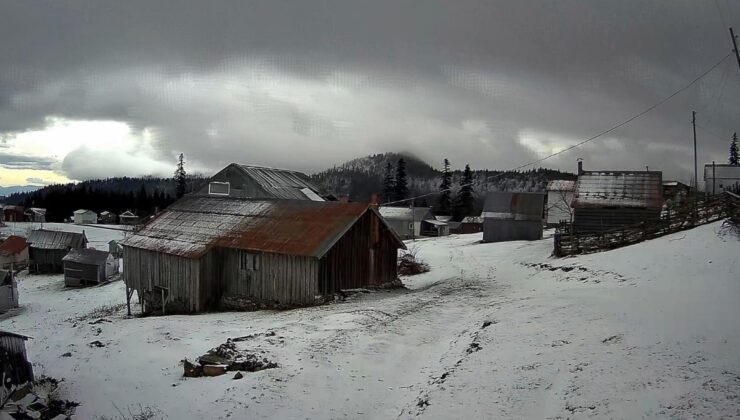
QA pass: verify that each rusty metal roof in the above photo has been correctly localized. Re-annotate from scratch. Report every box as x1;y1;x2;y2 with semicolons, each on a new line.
121;196;404;259
27;229;87;250
0;235;28;256
573;171;663;209
63;248;111;265
235;164;325;200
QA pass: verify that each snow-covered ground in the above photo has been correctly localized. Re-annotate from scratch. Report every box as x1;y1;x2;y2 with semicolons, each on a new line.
0;222;738;419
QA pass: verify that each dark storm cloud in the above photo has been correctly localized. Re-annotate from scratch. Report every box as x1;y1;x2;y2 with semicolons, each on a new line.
1;0;739;182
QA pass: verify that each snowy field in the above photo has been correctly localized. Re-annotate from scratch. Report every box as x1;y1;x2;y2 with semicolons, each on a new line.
0;222;738;419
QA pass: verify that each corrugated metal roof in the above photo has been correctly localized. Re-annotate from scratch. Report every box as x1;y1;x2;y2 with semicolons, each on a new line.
547;180;576;191
63;248;110;265
378;206;431;221
0;235;28;256
573;171;663;209
121;196;404;258
27;229;87;250
483;192;545;220
235;164;325;201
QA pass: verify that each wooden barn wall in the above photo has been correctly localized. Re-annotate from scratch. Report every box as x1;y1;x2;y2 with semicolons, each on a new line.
199;249;222;310
483;219;543;243
319;211;399;294
122;247;201;312
221;249;318;306
63;261;103;286
29;248;69;274
572;207;661;233
0;248;28;269
0;336;33;390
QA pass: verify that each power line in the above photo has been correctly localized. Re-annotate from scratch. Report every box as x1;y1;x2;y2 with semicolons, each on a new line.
382;53;733;207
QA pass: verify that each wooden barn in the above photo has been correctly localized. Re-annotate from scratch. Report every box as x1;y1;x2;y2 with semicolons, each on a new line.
0;331;33;401
121;195;405;313
0;270;19;313
2;206;24;223
73;209;98;225
452;216;484;234
27;230;88;274
198;163;326;200
24;208;46;223
99;211;117;224
378;206;434;239
572;170;663;232
482;192;545;243
63;249;119;287
0;236;29;270
119;211;139;225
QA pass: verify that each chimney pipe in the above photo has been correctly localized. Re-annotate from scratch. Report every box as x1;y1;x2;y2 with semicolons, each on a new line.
577;158;583;175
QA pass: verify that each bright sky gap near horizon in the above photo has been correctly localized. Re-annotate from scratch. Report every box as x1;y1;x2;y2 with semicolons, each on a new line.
1;1;739;187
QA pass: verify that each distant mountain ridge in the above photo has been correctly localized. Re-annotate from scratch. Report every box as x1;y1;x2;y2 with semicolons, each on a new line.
0;185;41;198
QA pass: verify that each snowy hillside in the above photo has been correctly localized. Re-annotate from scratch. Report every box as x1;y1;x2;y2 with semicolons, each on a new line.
0;222;738;418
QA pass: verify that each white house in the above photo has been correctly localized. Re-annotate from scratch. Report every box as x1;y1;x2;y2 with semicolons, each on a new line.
704;163;740;195
546;180;576;226
73;209;98;225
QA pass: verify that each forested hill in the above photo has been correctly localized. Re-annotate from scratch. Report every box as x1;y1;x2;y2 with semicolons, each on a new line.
3;176;206;222
312;152;577;206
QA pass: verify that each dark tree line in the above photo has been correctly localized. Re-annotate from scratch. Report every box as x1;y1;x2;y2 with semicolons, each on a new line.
381;157;410;204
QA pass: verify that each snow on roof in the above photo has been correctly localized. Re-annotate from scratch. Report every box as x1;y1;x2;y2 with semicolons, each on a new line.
378;206;431;221
435;215;452;222
119;211;137;218
423;219;448;226
63;248;110;265
73;209;96;215
0;235;28;256
233;164;325;201
0;330;31;340
461;216;483;224
27;229;87;250
483;192;544;220
573;171;663;209
546;180;576;191
28;208;46;215
121;195;404;259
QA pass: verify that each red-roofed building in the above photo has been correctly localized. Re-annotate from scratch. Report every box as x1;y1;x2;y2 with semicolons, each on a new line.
0;236;29;269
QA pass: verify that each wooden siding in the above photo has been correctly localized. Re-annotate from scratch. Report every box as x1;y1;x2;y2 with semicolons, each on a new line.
319;210;399;293
123;246;202;312
572;207;661;233
220;249;318;306
0;335;33;394
29;248;70;274
483;219;543;243
63;261;104;286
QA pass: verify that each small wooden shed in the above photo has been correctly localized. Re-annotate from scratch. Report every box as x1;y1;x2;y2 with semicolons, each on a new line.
0;236;29;270
483;192;545;243
73;209;98;225
24;208;46;223
0;330;33;400
2;206;24;223
27;229;88;274
0;270;19;313
99;211;117;224
378;206;434;239
119;211;139;225
63;249;119;287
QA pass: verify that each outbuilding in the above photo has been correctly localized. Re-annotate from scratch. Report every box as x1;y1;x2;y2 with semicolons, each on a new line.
2;206;24;223
27;229;88;274
378;206;434;239
63;248;119;287
0;330;33;401
454;216;484;234
0;236;29;270
99;211;117;224
24;208;46;223
420;219;450;237
73;209;98;225
545;180;576;226
0;270;19;313
482;192;545;243
119;211;139;225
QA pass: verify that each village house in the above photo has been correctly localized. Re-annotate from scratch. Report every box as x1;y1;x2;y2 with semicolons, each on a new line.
378;206;434;240
420;219;450;237
72;209;98;225
63;248;119;287
0;236;29;270
197;163;326;200
662;180;691;207
545;180;576;226
0;270;19;313
99;211;117;224
0;330;33;401
2;206;25;223
482;192;545;243
451;216;484;234
24;208;46;223
572;162;663;232
118;211;139;225
27;230;88;274
704;163;740;195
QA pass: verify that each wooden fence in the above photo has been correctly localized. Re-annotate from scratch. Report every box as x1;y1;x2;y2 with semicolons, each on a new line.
554;192;739;257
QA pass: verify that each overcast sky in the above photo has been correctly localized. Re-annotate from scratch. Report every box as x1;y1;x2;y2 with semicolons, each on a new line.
1;0;739;187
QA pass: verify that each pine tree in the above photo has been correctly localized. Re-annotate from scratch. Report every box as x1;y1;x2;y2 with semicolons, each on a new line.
174;153;187;198
393;158;408;203
382;162;395;203
437;158;452;215
453;164;475;221
730;132;739;165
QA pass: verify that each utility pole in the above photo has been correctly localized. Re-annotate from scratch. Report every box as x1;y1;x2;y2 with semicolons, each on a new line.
730;27;740;73
692;111;698;192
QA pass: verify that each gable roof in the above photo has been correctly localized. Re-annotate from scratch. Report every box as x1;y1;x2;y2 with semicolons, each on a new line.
0;235;28;256
27;229;87;250
119;211;137;218
73;209;96;215
121;196;404;259
0;330;31;340
229;164;325;200
483;192;545;220
63;248;111;265
573;171;663;209
378;206;432;221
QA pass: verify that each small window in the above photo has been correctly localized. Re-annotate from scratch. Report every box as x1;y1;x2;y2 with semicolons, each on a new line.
408;222;414;230
239;251;259;271
209;181;231;196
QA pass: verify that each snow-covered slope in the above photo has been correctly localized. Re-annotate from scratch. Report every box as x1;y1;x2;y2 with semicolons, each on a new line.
0;222;737;419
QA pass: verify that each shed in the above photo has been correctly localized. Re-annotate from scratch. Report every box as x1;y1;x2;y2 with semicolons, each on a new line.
197;163;326;201
0;270;19;313
663;181;691;207
99;211;117;224
420;219;450;237
452;216;484;234
546;180;576;226
119;211;139;225
704;163;740;195
378;207;434;239
0;236;29;270
572;171;663;232
121;196;406;313
63;249;118;287
0;330;33;400
73;209;98;225
27;229;88;274
482;192;545;243
24;208;46;223
2;206;24;223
